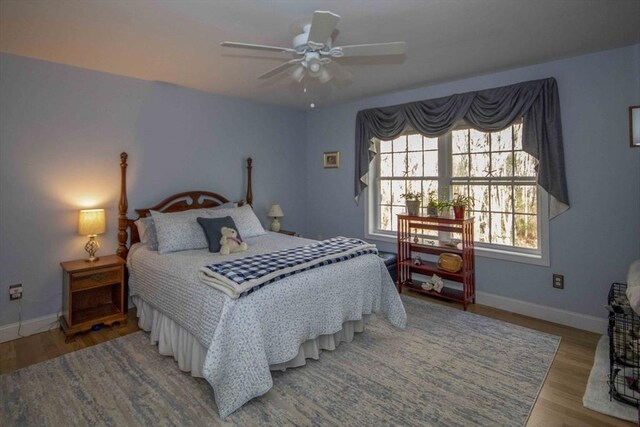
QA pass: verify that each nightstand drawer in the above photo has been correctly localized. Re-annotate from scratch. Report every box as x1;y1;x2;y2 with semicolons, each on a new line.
71;267;122;291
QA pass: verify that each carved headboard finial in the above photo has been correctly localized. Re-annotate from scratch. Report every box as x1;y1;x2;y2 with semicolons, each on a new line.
117;152;129;259
246;157;253;206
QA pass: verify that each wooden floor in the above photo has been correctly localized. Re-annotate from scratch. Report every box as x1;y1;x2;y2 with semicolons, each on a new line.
0;296;634;427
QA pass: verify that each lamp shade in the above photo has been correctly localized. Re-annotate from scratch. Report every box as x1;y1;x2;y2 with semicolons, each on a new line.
268;204;284;218
78;209;106;236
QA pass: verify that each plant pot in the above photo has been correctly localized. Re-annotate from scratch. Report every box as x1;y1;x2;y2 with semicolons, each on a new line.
427;206;438;217
406;200;421;216
453;206;465;220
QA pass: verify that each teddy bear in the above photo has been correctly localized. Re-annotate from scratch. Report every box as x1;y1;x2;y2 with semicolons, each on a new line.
219;226;248;255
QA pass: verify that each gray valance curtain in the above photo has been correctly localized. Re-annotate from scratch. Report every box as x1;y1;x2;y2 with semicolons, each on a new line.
355;77;569;218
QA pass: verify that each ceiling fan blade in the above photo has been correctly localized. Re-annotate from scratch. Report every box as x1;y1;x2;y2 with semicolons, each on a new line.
307;11;340;45
337;42;406;57
325;61;352;82
220;42;296;54
258;59;303;80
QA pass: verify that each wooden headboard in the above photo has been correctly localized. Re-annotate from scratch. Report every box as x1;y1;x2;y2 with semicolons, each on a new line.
116;152;253;259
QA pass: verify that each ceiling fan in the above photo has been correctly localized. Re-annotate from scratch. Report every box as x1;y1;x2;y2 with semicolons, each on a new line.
220;11;406;84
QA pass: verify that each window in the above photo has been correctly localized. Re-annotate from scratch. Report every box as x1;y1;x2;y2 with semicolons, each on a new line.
376;133;440;231
366;120;549;265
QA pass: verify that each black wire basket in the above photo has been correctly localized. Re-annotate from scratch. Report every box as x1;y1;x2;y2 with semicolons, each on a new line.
608;282;640;407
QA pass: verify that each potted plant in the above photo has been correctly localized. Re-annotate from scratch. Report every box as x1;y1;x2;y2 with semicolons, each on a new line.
400;191;423;216
449;194;474;219
426;191;440;217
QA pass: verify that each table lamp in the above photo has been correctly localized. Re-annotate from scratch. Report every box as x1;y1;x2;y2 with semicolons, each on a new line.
78;208;106;262
268;204;284;232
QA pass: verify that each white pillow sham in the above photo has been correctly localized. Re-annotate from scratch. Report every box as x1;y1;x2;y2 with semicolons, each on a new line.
134;219;148;244
151;208;212;254
209;204;266;238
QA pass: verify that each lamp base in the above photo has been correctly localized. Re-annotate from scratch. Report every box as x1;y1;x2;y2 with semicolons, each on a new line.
84;235;100;262
270;218;281;232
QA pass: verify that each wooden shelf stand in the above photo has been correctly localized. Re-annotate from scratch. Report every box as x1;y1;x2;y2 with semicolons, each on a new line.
397;215;475;310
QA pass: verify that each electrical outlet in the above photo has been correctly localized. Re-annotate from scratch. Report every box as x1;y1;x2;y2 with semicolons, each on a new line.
9;283;23;300
552;274;564;289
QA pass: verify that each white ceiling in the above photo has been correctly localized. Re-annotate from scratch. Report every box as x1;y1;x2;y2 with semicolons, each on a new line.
1;0;639;110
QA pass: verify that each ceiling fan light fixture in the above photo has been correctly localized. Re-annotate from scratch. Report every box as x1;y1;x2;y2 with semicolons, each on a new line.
309;62;321;73
318;68;332;84
291;65;306;82
305;52;323;76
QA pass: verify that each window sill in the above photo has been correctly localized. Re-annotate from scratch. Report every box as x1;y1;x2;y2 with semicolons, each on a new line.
474;245;549;267
365;231;549;267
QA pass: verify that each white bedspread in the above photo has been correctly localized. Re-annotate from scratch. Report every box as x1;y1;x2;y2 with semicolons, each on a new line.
128;232;406;419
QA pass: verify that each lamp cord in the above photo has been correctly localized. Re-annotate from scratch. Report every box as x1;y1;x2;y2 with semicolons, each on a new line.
17;298;24;338
15;295;62;339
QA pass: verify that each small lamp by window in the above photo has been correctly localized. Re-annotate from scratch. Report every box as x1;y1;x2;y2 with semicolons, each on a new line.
268;204;284;232
78;209;106;262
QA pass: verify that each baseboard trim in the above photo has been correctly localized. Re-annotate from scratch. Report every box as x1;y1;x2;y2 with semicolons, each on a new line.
0;313;60;343
0;293;607;342
1;299;135;344
476;291;607;334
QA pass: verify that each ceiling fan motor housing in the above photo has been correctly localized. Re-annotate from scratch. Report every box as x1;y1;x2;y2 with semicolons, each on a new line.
292;24;332;53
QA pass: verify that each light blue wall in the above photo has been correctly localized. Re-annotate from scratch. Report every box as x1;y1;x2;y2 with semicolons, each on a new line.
0;54;306;326
305;45;640;319
1;45;639;327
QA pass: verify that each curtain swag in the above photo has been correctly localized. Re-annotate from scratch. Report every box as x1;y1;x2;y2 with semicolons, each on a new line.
354;77;569;218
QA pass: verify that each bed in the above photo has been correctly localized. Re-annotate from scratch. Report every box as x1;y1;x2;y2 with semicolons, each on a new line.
116;153;407;418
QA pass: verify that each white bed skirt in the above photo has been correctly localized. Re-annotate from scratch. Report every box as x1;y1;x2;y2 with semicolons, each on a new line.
132;296;366;377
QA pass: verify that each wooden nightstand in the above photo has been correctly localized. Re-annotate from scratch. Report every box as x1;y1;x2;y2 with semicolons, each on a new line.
60;255;127;342
278;229;298;237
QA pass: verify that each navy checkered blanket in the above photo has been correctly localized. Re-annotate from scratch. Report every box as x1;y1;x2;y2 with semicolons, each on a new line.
199;237;378;298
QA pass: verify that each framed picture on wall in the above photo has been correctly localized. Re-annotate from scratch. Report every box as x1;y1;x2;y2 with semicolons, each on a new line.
631;105;640;148
323;151;340;168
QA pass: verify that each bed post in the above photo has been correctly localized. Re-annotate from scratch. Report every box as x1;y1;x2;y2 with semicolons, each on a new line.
246;157;253;207
117;152;129;260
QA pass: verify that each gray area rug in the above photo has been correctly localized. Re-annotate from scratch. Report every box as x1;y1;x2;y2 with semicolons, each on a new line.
583;335;637;422
1;296;559;426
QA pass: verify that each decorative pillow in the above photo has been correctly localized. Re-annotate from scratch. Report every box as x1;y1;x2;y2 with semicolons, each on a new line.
628;259;640;289
151;209;210;254
134;219;148;244
197;216;243;253
141;217;159;251
134;217;159;251
208;204;265;239
626;259;640;315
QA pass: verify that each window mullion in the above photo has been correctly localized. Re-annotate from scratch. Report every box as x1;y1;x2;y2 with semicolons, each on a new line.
440;133;451;200
374;141;382;233
421;135;425;215
439;133;451;242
